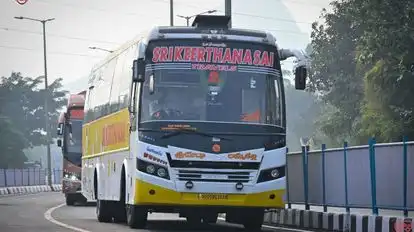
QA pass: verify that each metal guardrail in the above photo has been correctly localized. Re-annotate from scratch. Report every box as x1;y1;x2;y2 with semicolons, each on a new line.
286;137;413;217
0;168;62;187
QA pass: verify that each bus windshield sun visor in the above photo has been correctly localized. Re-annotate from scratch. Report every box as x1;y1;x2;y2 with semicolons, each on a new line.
159;127;231;140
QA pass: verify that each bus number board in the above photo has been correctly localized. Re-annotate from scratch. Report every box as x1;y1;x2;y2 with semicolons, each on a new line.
198;193;229;201
69;109;84;120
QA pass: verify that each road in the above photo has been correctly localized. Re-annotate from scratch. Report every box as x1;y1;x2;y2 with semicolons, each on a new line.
0;192;305;232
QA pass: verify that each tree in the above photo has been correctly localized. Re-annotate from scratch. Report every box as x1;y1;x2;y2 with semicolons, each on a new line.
0;115;28;168
352;0;414;142
308;1;365;145
0;72;68;168
308;0;414;145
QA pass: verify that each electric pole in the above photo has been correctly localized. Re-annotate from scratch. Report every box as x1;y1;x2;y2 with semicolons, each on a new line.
15;16;55;187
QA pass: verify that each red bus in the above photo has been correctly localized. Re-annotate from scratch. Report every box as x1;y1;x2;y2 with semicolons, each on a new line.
57;90;86;205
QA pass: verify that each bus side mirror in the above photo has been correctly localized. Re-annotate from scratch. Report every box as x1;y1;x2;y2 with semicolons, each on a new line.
295;66;307;90
57;139;62;147
132;58;146;83
57;123;63;135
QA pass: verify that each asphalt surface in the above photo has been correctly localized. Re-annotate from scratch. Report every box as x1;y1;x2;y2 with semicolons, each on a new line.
0;192;304;232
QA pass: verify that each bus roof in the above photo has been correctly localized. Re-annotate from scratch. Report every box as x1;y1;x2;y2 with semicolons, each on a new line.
68;93;85;108
89;16;278;74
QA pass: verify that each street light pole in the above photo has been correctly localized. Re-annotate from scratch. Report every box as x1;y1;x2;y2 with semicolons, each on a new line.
15;16;55;188
177;10;217;26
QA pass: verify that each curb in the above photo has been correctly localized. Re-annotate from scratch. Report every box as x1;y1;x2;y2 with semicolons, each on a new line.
0;184;62;196
261;209;413;232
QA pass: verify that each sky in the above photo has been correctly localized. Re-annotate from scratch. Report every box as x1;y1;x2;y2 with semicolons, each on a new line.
0;0;331;93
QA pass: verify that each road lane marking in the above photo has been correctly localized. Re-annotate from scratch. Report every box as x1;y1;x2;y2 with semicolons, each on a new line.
218;217;312;232
44;203;91;232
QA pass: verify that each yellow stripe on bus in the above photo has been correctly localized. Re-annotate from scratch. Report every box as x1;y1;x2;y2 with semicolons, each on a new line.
82;108;130;157
134;179;286;208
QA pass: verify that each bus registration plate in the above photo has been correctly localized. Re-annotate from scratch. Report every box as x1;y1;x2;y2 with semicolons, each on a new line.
198;193;228;200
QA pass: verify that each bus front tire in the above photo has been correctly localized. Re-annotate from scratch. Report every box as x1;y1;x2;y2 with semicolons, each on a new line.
126;205;147;229
202;213;218;224
96;200;112;223
65;195;75;206
186;215;202;224
242;212;264;231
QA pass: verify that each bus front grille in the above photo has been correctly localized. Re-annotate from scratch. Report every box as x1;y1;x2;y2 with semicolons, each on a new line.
175;169;254;183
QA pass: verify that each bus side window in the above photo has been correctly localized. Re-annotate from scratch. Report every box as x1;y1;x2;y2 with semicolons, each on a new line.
109;50;128;113
119;45;139;110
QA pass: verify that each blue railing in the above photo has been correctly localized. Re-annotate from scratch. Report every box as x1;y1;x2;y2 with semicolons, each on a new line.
285;137;413;217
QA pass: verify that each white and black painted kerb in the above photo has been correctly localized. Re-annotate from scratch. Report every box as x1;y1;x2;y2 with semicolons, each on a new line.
0;185;61;196
264;209;413;232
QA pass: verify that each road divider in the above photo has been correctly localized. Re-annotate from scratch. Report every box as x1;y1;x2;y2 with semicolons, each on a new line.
220;209;413;232
0;184;62;196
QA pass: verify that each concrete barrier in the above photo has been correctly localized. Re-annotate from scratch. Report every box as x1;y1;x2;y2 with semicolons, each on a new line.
262;209;413;232
0;188;8;195
0;184;62;196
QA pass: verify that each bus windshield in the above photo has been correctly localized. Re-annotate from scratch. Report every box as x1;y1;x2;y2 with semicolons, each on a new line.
65;119;82;153
140;40;284;128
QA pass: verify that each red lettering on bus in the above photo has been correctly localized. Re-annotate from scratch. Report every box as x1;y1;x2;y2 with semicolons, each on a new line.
102;123;126;147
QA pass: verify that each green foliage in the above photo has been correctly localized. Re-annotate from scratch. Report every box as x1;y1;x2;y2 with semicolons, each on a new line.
0;115;28;168
308;0;414;145
0;72;68;168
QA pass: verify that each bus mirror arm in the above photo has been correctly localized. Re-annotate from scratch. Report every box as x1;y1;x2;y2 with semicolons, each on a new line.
279;48;311;90
129;83;139;132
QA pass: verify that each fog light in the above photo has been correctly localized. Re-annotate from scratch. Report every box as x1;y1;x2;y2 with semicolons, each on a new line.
146;165;155;174
185;181;193;189
270;169;279;178
235;182;243;190
157;168;166;177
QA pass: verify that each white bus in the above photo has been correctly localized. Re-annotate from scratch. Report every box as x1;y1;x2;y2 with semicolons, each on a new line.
82;15;308;230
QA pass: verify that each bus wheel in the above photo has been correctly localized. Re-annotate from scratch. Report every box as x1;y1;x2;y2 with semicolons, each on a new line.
114;168;127;223
113;205;127;223
242;211;264;231
186;215;202;224
96;200;112;223
202;213;218;224
65;195;75;206
126;205;147;229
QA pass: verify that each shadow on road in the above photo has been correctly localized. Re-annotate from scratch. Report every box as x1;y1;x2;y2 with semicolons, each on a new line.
131;220;265;232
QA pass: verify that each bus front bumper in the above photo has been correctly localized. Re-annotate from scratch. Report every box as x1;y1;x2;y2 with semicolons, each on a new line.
133;179;285;209
62;179;81;194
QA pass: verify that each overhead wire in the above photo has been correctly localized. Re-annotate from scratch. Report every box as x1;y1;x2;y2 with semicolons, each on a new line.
35;0;316;28
0;27;120;45
0;45;103;58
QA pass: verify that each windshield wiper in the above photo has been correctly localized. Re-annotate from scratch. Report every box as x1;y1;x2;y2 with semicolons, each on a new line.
160;128;232;141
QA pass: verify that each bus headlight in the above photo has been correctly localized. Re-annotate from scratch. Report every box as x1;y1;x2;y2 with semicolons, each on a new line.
157;168;167;178
146;165;156;174
137;158;170;180
270;169;279;178
257;166;285;183
63;172;80;181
